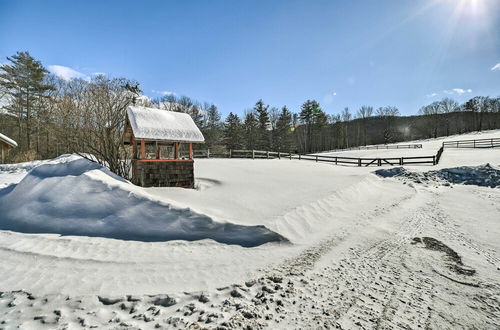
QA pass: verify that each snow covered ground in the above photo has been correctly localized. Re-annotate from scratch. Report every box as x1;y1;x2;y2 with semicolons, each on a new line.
0;130;499;329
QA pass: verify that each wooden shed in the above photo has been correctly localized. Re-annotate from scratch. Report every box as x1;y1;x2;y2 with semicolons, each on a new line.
0;133;17;163
123;106;204;188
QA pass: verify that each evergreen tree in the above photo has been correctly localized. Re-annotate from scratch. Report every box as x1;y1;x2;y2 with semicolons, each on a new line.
0;51;54;149
253;99;270;149
275;106;294;152
223;112;243;150
299;100;322;152
203;104;222;148
243;111;259;150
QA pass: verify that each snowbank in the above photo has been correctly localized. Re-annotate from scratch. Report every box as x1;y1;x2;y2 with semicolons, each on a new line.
376;164;500;188
0;155;285;247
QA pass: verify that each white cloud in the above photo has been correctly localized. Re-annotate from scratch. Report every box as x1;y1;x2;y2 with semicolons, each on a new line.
48;65;89;81
491;63;500;71
444;88;472;95
152;90;176;96
426;93;438;98
332;91;337;96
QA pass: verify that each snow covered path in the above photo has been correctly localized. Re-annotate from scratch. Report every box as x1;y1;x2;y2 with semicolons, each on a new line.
1;182;499;329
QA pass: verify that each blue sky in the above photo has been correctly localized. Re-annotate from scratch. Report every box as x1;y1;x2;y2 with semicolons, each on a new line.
1;0;499;117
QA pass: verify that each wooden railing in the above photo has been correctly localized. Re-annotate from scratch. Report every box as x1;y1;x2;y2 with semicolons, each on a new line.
193;137;499;167
319;143;422;153
295;154;437;166
193;149;294;159
442;137;500;149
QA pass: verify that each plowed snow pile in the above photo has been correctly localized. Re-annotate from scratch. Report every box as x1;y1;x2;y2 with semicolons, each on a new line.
0;155;285;247
376;163;500;188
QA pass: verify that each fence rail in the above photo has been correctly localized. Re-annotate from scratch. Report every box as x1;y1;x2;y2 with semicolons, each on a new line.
319;143;422;153
442;137;500;149
193;137;498;167
296;154;437;166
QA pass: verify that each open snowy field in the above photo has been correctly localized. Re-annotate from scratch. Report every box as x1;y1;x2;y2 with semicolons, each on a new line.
0;131;499;329
315;130;500;165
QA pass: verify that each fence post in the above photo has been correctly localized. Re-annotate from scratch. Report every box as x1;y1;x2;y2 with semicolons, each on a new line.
315;155;318;162
378;158;381;166
289;152;292;160
267;151;269;159
278;152;281;159
399;157;403;165
252;150;255;159
335;157;337;165
474;140;476;148
432;155;436;165
207;148;210;158
358;159;361;167
299;154;301;160
229;149;232;158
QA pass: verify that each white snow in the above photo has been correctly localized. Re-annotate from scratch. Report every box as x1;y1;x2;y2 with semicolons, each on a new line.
0;130;499;328
0;155;283;247
0;132;17;148
127;106;204;142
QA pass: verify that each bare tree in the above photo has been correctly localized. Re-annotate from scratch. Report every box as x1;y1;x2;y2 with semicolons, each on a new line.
357;105;373;145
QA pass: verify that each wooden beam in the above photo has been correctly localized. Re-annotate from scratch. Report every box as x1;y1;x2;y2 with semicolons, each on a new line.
189;143;193;160
174;142;179;159
140;140;146;159
131;136;137;159
156;141;160;159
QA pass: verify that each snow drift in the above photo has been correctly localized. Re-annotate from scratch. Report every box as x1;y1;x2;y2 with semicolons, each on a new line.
0;155;286;247
376;164;500;188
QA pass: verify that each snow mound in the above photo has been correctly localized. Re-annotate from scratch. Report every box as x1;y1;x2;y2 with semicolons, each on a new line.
375;164;500;188
0;155;286;247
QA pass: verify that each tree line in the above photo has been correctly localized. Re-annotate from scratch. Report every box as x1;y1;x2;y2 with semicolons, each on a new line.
1;51;499;174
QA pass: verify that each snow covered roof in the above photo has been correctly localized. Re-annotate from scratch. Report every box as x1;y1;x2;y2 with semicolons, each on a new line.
125;106;204;143
0;133;17;148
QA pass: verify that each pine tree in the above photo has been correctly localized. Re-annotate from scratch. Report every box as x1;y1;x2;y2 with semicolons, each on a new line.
254;99;270;150
203;104;222;148
243;111;259;150
299;100;322;152
0;51;54;149
223;112;243;150
275;106;293;152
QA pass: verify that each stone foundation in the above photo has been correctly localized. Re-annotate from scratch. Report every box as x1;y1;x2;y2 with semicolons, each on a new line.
132;160;194;188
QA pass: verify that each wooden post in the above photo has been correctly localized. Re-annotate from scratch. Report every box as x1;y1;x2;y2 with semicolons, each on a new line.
315;155;318;162
267;151;269;159
174;142;179;159
432;155;436;165
229;149;232;158
278;152;280;159
156;141;160;159
358;159;361;167
1;146;4;164
131;137;137;159
289;152;292;160
140;140;146;159
252;150;255;159
189;143;193;160
207;148;210;158
299;154;301;160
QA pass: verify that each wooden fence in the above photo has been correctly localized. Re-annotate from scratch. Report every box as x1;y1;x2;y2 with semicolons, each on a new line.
442;137;500;149
319;143;422;153
194;148;437;166
193;137;498;167
295;154;437;166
